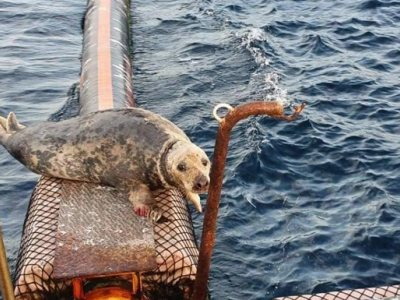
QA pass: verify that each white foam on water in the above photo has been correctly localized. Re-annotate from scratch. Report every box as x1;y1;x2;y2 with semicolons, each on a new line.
240;28;271;67
236;28;291;152
240;28;290;107
263;73;289;105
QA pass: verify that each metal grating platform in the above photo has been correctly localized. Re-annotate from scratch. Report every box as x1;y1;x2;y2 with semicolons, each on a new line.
53;180;157;280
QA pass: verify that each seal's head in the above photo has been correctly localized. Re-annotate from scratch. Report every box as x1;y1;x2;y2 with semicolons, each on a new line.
164;141;210;209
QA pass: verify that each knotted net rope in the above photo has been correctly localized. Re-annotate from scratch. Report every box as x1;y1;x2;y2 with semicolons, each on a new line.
274;285;400;300
14;176;199;300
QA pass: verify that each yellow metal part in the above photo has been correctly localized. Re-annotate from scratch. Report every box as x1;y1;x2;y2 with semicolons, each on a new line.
0;224;15;300
131;272;142;295
85;287;135;300
72;273;145;300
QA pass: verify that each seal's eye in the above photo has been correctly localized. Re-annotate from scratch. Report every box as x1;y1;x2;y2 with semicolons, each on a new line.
177;163;187;172
201;159;208;167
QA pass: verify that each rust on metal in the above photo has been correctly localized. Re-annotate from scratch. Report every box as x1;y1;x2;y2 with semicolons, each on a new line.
72;278;84;300
192;101;306;300
53;180;157;280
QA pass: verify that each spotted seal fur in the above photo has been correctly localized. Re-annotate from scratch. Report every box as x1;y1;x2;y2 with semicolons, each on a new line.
0;108;210;222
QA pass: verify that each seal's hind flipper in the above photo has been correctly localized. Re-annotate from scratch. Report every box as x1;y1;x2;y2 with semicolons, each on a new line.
6;112;25;133
0;116;9;145
0;116;6;130
0;113;24;145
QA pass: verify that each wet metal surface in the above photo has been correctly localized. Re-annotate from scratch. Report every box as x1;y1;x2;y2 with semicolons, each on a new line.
53;180;157;280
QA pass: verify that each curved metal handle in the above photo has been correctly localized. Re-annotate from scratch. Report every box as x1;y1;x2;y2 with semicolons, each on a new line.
192;101;306;300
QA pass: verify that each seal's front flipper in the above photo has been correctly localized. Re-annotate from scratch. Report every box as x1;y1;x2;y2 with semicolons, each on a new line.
129;184;166;223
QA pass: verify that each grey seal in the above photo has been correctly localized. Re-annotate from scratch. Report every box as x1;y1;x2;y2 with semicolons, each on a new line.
0;108;210;222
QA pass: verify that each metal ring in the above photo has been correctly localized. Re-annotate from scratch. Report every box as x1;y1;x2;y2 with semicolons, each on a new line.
213;103;234;123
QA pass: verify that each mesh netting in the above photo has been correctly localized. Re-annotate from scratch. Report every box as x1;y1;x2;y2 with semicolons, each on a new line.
147;189;198;284
13;177;199;300
13;176;72;300
275;285;400;300
143;189;199;299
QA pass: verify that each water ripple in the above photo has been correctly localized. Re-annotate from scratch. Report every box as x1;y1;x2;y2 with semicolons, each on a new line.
1;0;400;299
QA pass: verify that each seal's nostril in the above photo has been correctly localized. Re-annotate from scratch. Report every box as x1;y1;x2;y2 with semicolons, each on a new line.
194;175;209;190
196;179;209;190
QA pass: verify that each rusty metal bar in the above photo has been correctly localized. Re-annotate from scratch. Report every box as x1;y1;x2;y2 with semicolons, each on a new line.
0;222;15;300
72;278;84;300
192;101;306;300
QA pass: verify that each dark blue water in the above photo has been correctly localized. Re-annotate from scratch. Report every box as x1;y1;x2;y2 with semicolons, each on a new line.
1;0;400;299
0;0;86;274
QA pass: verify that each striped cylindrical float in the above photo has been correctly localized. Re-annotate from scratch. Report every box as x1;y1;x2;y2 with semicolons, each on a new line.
80;0;134;113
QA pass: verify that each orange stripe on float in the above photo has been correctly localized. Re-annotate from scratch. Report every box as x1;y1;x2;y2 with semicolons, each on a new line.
97;0;113;110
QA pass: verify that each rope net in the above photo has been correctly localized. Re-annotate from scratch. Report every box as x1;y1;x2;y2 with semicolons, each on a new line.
275;285;400;300
13;177;72;300
13;176;199;300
